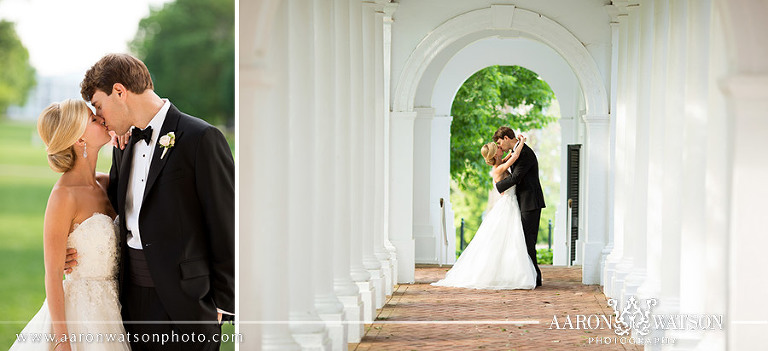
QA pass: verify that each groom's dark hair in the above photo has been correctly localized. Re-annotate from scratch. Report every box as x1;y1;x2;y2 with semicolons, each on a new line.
80;54;154;101
492;126;516;142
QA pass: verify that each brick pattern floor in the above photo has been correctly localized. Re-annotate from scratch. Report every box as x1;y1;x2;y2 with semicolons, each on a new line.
352;265;641;351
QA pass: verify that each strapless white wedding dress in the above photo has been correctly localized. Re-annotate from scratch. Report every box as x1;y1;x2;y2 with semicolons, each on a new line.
433;186;536;290
11;213;130;350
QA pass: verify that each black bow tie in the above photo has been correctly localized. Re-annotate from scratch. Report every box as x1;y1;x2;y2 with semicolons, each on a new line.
131;126;153;145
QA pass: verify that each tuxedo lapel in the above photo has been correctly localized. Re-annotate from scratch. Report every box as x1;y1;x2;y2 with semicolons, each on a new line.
143;105;182;201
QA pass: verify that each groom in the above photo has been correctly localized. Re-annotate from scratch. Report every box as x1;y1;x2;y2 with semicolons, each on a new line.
76;54;234;350
493;126;545;287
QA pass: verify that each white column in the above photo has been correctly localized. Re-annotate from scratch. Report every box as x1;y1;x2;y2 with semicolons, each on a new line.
715;1;768;346
601;5;621;285
287;0;331;348
361;1;385;310
700;4;728;348
674;0;712;348
554;115;577;266
240;0;300;348
382;3;399;287
431;115;456;265
372;6;395;297
312;1;347;350
721;76;768;351
614;3;641;303
651;0;687;330
603;9;629;299
332;0;364;343
580;113;610;285
413;108;436;264
349;0;376;323
623;0;654;297
389;110;416;283
637;0;669;305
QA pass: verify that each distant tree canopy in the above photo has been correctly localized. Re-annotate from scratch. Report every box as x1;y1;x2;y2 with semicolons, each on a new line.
0;20;36;117
450;65;556;190
130;0;234;127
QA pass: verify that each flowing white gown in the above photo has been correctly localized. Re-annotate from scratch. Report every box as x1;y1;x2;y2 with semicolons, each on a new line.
11;213;130;350
433;185;536;290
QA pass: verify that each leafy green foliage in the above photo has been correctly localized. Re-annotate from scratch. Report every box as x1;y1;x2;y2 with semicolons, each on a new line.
0;20;36;117
130;0;234;126
450;65;555;190
537;248;553;265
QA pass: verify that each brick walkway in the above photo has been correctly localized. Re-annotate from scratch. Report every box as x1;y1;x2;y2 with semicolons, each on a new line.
352;266;641;351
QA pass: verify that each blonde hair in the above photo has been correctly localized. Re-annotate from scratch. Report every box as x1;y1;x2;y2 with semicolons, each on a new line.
480;142;499;166
37;99;90;173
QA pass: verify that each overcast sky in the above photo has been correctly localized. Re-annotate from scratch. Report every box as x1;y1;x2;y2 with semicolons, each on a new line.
0;0;173;76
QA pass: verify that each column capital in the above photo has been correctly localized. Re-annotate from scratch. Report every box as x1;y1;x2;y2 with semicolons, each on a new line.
604;0;629;22
391;111;417;121
414;107;436;120
382;2;398;18
582;114;611;125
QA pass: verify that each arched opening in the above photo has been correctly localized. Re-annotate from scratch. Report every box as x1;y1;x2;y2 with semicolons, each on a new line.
391;6;610;284
447;64;562;267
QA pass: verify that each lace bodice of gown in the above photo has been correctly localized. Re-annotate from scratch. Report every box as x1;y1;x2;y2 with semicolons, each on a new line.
65;213;120;281
10;213;129;350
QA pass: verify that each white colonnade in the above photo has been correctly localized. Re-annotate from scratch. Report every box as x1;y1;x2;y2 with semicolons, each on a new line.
239;0;397;349
602;1;734;349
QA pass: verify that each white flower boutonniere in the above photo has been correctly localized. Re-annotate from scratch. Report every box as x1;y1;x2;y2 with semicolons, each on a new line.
159;132;176;159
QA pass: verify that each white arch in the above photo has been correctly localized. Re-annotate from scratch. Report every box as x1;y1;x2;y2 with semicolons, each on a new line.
430;37;581;117
392;5;608;116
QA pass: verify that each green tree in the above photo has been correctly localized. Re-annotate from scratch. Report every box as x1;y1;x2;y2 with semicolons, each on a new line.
130;0;234;126
450;65;555;190
450;65;558;255
0;20;36;117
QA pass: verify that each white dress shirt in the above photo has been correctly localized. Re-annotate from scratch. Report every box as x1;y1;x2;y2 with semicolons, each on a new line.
125;99;171;250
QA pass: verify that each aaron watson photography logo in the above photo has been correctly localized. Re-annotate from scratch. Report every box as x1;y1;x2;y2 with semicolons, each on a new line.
549;296;724;345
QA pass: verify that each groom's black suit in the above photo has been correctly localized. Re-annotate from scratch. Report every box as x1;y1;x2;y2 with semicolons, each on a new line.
496;144;545;286
108;105;234;350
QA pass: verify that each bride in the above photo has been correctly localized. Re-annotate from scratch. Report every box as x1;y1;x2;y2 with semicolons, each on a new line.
432;135;536;290
11;100;129;350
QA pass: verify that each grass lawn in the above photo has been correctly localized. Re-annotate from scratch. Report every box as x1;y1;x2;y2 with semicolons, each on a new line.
0;119;235;350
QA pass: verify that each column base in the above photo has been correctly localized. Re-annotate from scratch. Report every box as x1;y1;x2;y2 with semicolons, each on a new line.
366;267;385;309
582;241;606;284
289;314;330;351
291;331;332;351
391;238;414;283
608;257;633;300
376;253;394;296
620;270;646;303
337;294;364;343
261;333;301;351
636;276;661;302
385;241;399;285
599;244;613;286
315;294;345;351
256;335;302;351
356;280;376;323
318;311;346;351
602;250;623;297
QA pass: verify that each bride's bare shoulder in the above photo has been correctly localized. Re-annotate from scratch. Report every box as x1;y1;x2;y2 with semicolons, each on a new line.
46;184;76;220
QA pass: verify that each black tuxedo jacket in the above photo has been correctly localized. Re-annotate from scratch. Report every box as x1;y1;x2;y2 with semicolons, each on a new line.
108;104;235;324
495;144;546;212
